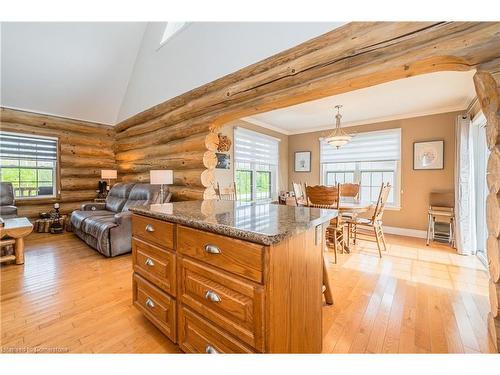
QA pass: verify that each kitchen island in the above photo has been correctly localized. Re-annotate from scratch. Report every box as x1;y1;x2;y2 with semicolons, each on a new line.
129;200;337;353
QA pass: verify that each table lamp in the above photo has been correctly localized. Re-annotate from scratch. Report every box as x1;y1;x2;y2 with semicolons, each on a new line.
150;170;173;203
101;169;117;193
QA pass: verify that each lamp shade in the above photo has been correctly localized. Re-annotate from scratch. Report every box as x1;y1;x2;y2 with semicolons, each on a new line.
150;170;173;185
101;169;117;179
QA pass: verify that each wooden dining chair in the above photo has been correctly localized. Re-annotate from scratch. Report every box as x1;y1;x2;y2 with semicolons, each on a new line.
346;182;391;258
292;181;307;206
214;182;237;200
340;183;360;199
305;184;346;264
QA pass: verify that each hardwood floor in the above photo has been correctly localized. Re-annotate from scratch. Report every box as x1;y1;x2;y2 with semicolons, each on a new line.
323;235;496;353
0;231;495;353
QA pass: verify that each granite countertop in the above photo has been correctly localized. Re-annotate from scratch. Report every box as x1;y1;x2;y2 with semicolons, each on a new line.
129;200;338;245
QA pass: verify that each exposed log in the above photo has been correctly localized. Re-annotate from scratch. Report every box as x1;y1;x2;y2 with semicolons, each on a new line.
121;169;207;188
60;143;115;158
487;146;500;194
61;168;103;178
114;120;211;152
203;151;217;169
169;186;205;201
490;281;499;318
200;169;215;188
61;178;100;191
486;193;500;239
60;155;116;169
205;132;219;152
118;151;206;173
60;190;97;203
18;202;84;219
115;133;207;162
0;122;114;148
488;236;500;283
474;69;500;150
0;107;114;136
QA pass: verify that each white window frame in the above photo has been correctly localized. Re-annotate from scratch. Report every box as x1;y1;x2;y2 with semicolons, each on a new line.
319;128;402;209
0;131;59;200
233;128;280;202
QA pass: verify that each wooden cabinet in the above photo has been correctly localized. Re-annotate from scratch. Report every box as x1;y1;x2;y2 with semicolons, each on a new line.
132;214;323;353
177;226;264;283
178;257;265;351
133;273;176;342
132;214;174;249
133;238;176;296
178;307;255;353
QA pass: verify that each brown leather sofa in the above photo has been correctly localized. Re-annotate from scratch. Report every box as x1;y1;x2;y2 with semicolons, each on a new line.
0;182;18;219
70;183;171;257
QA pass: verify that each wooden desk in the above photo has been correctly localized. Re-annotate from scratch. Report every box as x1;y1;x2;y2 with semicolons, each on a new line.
0;217;33;265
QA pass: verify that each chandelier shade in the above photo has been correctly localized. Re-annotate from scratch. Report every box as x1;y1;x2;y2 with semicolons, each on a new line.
325;105;352;149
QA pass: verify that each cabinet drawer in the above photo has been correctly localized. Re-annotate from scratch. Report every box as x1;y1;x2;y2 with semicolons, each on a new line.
133;238;176;296
179;258;264;351
177;226;264;283
133;273;176;342
132;214;174;249
178;307;254;353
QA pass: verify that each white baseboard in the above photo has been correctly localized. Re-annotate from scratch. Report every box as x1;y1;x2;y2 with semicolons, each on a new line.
383;226;427;239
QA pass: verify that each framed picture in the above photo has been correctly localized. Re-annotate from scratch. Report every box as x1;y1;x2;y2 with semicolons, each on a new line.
413;140;444;170
294;151;311;172
215;153;230;169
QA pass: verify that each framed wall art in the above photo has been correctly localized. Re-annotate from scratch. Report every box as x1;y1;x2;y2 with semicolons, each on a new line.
413;140;444;170
294;151;311;172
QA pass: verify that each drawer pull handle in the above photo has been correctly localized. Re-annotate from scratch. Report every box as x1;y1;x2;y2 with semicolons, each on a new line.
145;298;155;308
204;244;221;254
205;345;219;354
144;258;155;267
205;290;221;303
145;224;155;232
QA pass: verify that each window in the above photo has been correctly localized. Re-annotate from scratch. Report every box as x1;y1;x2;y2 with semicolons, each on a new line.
320;128;401;207
234;128;280;201
159;22;187;46
0;132;58;198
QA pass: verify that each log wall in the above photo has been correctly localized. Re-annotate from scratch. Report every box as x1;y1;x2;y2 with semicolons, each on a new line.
0;108;116;218
474;59;500;351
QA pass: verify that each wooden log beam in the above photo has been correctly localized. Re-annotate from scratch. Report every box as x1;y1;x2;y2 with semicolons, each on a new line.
120;169;208;188
60;155;116;169
61;168;103;178
0;107;114;136
60;143;115;158
18;202;84;219
61;178;100;191
168;186;205;201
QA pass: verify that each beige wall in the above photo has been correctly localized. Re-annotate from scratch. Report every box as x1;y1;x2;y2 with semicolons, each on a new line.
288;111;460;231
214;119;289;195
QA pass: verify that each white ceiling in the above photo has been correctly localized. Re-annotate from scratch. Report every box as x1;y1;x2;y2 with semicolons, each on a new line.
245;71;477;135
1;22;147;125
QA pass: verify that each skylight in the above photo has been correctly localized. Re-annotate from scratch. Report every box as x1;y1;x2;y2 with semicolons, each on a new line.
160;22;187;46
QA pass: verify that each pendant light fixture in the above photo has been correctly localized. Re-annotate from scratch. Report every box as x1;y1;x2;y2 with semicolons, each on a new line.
325;105;352;149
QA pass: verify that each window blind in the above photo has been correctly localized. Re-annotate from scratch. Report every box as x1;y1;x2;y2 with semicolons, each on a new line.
320;128;401;163
0;132;57;161
234;127;279;165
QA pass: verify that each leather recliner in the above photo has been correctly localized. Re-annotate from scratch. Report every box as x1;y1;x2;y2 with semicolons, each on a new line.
0;182;18;219
70;183;171;257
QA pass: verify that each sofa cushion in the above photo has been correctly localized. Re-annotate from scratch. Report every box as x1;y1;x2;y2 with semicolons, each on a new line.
0;205;17;217
122;183;162;212
81;214;117;239
105;183;135;213
71;210;112;230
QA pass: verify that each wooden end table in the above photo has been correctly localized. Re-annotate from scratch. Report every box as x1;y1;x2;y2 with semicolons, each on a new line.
0;217;33;265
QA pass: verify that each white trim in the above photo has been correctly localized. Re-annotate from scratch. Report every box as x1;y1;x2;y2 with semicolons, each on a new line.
241;117;292;135
383;226;427;239
249;104;469;135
